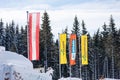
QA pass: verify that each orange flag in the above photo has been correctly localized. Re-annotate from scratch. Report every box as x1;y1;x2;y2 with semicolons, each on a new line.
69;34;76;65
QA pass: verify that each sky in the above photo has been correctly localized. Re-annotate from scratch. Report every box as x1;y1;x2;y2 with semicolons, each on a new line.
0;0;120;40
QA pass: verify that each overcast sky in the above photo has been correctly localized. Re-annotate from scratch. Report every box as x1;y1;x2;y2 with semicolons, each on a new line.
0;0;120;40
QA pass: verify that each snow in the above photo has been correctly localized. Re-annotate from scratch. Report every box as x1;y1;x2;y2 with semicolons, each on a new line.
58;78;119;80
0;46;5;51
0;51;33;69
0;50;53;80
0;48;119;80
104;78;119;80
59;77;82;80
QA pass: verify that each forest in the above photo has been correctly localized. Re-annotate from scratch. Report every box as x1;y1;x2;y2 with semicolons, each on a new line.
0;11;120;80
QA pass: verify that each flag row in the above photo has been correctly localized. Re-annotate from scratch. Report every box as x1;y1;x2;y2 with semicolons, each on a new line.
27;12;88;66
59;34;88;65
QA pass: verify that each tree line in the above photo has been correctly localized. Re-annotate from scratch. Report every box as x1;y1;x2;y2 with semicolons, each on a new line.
0;11;120;80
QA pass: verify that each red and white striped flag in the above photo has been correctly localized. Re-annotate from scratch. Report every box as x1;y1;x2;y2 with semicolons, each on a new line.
29;13;40;60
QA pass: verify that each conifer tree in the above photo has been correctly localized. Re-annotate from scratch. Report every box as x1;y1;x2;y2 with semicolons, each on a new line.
92;29;104;79
14;25;19;53
41;11;54;71
81;20;87;35
9;21;16;52
61;27;70;77
19;26;27;57
81;20;89;80
71;16;80;78
5;23;10;51
0;19;5;46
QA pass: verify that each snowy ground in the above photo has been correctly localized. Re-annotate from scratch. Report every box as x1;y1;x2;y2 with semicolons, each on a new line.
104;78;120;80
58;78;119;80
0;50;53;80
0;47;119;80
59;77;82;80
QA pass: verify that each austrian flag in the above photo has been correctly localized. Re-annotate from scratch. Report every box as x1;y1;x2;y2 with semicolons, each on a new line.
29;13;40;60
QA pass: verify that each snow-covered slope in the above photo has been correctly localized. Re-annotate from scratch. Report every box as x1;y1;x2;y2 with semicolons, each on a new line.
59;77;82;80
59;78;119;80
104;78;119;80
0;51;33;69
0;51;53;80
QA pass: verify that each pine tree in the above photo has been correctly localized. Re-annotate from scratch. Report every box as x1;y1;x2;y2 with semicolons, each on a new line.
81;20;90;80
0;19;5;46
81;20;87;35
107;15;117;78
101;22;110;78
4;23;11;51
87;33;94;80
92;29;104;79
14;25;19;53
9;21;16;52
61;27;70;77
52;39;59;80
115;29;120;69
18;26;27;57
71;16;80;78
41;11;54;71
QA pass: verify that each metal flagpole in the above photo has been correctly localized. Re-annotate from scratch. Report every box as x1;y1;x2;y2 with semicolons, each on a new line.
58;33;61;78
44;28;48;72
26;11;29;59
68;34;72;79
112;45;114;79
106;57;109;78
70;65;71;79
79;36;82;78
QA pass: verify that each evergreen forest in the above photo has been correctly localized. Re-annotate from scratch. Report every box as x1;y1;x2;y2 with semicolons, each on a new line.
0;11;120;80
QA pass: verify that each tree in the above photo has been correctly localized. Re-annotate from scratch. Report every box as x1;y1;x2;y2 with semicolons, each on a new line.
71;16;80;78
52;39;59;80
61;27;70;77
0;19;5;46
18;26;27;57
100;22;110;78
81;20;90;80
92;29;105;79
115;29;120;69
4;23;11;51
14;25;19;53
9;21;16;52
41;11;54;71
81;20;87;35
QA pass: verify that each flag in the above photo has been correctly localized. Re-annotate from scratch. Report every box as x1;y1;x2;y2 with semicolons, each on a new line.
81;35;88;65
69;34;76;65
29;13;40;60
59;34;67;64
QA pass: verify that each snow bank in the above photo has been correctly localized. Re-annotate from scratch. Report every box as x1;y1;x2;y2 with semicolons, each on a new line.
59;77;82;80
0;51;53;80
0;51;33;69
104;78;119;80
59;78;119;80
0;46;5;51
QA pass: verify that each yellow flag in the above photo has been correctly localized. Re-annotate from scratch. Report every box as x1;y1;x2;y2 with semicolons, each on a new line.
60;34;67;64
81;35;88;65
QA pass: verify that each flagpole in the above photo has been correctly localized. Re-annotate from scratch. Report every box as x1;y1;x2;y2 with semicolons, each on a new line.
58;33;61;78
26;11;29;59
69;34;72;79
69;56;72;79
79;35;82;78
